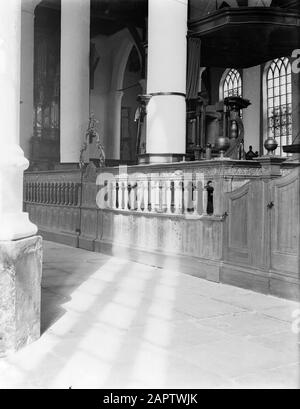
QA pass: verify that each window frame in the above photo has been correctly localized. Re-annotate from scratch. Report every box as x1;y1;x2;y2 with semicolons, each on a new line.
263;57;293;156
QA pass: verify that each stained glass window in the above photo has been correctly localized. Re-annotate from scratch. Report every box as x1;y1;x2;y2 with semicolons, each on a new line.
267;57;292;156
223;69;242;99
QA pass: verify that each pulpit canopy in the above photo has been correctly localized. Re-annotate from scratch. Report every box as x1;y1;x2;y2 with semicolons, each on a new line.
189;7;300;68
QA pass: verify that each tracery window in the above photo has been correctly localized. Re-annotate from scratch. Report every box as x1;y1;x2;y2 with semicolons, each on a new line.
223;68;242;99
266;57;292;156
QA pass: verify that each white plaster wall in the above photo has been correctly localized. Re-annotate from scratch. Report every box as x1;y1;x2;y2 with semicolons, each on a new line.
243;65;261;153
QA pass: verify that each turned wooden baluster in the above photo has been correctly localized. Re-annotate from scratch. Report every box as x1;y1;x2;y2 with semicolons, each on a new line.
65;183;69;205
43;183;47;204
53;183;58;204
129;181;137;211
143;179;149;212
58;183;63;205
136;180;143;212
124;181;129;210
111;181;117;210
183;177;194;214
28;183;32;202
74;183;80;206
174;178;183;214
25;183;28;202
194;178;204;216
32;183;36;203
149;178;156;213
37;183;41;203
165;180;172;214
69;183;74;206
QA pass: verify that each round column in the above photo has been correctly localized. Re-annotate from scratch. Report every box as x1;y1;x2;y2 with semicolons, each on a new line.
60;0;90;163
146;0;188;163
20;2;35;159
0;0;37;240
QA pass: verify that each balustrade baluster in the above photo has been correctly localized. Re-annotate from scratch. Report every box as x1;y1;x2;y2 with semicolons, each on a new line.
143;179;149;212
43;183;47;203
129;181;136;211
37;183;41;203
75;183;80;206
50;183;54;204
184;178;193;214
69;183;74;206
33;183;36;203
116;181;119;209
174;179;183;214
28;183;31;202
58;183;62;205
136;180;143;212
53;183;57;204
45;183;49;204
161;180;168;213
123;181;129;210
25;183;28;202
194;179;204;216
64;183;69;205
111;181;117;209
165;180;172;214
149;178;156;213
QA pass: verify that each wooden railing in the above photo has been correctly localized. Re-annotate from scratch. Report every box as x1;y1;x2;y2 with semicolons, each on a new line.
23;160;300;300
98;174;208;216
25;182;81;206
96;160;263;218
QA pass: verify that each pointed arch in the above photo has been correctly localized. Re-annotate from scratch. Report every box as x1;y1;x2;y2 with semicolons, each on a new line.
264;57;292;155
219;68;243;101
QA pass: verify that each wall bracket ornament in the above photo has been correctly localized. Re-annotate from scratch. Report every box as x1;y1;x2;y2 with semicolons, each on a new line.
79;113;105;169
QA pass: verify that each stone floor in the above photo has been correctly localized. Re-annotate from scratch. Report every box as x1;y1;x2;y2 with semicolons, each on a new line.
0;241;299;389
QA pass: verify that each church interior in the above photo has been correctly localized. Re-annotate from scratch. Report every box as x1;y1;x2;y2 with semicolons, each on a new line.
0;0;299;388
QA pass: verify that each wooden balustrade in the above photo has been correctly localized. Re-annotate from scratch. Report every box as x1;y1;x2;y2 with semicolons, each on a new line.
97;174;210;217
25;181;80;207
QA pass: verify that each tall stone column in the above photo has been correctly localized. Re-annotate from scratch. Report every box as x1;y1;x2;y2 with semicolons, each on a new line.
0;0;42;355
20;1;35;160
60;0;90;163
146;0;188;163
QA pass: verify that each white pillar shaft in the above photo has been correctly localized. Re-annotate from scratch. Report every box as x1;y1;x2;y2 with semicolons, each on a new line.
20;6;35;159
60;0;90;163
146;0;187;158
0;0;37;240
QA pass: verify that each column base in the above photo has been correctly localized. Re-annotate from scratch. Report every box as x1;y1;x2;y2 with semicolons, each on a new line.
138;154;184;164
0;212;38;241
0;235;42;356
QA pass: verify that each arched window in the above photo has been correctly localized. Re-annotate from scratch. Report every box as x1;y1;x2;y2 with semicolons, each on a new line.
223;68;242;99
266;57;292;156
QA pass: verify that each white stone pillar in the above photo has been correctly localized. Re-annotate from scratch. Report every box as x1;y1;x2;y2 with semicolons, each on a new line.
0;0;37;240
60;0;90;163
146;0;188;163
20;1;35;160
0;0;42;355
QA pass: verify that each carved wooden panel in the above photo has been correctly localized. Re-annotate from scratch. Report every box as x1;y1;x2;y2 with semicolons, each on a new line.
270;168;300;277
224;180;266;269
